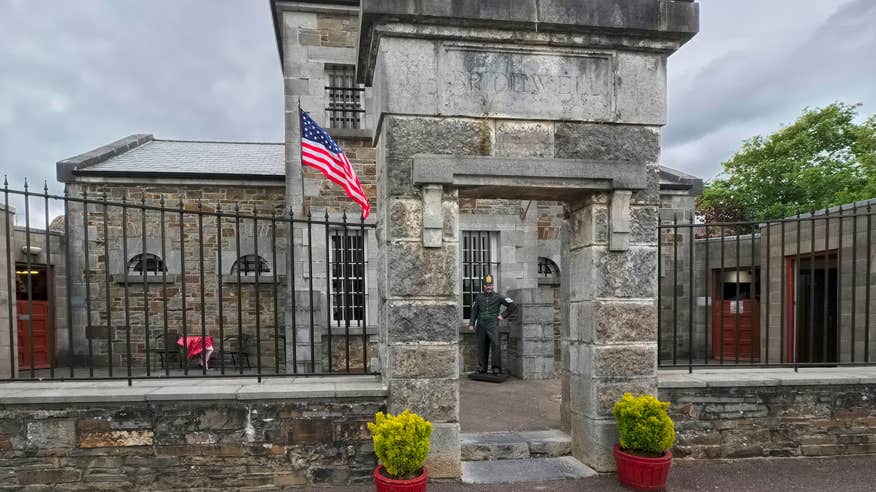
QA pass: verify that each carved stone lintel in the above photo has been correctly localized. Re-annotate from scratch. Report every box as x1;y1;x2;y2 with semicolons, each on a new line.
609;190;632;252
422;184;444;248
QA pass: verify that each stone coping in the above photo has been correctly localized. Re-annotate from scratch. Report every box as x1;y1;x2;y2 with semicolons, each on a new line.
658;367;876;388
0;375;386;404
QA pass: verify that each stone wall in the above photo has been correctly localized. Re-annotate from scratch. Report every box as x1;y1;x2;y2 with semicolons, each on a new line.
661;382;876;459
0;396;383;488
507;288;556;380
0;206;13;378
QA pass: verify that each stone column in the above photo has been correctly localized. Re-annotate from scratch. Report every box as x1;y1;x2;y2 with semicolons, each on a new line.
563;191;660;471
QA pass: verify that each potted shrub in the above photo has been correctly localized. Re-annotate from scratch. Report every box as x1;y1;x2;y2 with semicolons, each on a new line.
612;392;676;491
368;409;433;492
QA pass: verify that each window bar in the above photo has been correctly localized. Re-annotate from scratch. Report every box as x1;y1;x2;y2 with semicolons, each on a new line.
719;226;725;365
121;193;132;384
3;178;13;378
307;209;315;373
704;220;709;368
179;200;189;375
823;208;830;363
837;206;843;363
688;214;694;373
83;189;94;376
324;209;333;373
866;202;872;363
43;183;55;378
734;226;740;365
141;195;150;377
271;210;279;374
103;193;113;377
160;197;170;377
751;216;756;366
657;221;662;366
63;186;75;378
360;212;368;373
254;210;262;382
852;204;858;363
343;212;350;373
794;209;801;371
198;201;207;376
765;213;771;365
289;209;298;373
780;210;786;364
672;213;678;365
809;209;815;364
24;180;34;378
234;204;243;375
216;203;225;375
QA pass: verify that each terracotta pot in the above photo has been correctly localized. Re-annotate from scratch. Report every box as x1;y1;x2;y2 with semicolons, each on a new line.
373;465;428;492
613;444;672;491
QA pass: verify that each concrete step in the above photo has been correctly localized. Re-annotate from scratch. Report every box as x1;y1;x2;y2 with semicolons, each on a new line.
461;456;597;484
460;429;571;461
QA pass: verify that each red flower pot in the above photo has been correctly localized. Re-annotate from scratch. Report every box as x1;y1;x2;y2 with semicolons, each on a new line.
613;444;672;491
373;465;428;492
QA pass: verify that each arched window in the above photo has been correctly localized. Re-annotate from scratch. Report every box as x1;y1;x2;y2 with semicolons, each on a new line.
128;253;166;275
538;257;560;278
231;255;270;276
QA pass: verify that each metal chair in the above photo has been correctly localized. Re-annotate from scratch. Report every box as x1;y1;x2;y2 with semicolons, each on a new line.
151;332;181;370
217;335;252;370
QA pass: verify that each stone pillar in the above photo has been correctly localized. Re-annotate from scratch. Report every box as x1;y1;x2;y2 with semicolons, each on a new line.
0;205;14;378
563;192;660;471
507;288;556;380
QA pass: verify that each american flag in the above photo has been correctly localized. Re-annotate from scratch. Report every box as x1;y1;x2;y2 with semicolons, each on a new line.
299;110;370;219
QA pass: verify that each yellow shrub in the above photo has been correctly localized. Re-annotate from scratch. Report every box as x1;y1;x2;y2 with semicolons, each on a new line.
612;393;675;456
367;409;433;479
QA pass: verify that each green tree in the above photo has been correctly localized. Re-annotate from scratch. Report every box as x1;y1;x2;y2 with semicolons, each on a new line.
697;103;876;221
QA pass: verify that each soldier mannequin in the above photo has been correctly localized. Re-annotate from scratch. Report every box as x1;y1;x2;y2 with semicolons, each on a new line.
468;275;518;375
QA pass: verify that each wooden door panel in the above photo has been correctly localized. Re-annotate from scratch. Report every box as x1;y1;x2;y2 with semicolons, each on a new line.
16;301;50;369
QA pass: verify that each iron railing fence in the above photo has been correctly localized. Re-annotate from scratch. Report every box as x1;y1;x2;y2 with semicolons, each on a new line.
325;86;365;129
659;205;876;372
2;181;375;384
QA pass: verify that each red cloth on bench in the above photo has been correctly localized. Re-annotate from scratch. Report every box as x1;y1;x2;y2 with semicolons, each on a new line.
177;336;213;358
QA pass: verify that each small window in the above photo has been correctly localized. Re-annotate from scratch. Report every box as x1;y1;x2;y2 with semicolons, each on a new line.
330;230;366;323
462;231;499;320
538;257;560;278
128;254;166;275
325;64;364;129
231;255;270;276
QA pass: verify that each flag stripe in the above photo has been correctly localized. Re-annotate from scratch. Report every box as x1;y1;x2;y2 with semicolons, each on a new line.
298;110;370;219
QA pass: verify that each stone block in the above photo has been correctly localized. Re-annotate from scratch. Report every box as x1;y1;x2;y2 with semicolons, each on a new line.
615;52;666;125
493;120;555;158
389;379;458;422
593;246;658;298
390;344;459;379
425;423;461;479
630;206;658;244
569;416;618;472
591;344;657;378
381;115;486;162
591;300;657;343
288;419;333;444
26;419;75;449
555;123;659;162
520;305;554;324
570;375;657;418
388;198;422;240
566;300;592;342
566;249;594;301
386;242;458;297
386;300;459;343
79;430;153;448
568;206;608;249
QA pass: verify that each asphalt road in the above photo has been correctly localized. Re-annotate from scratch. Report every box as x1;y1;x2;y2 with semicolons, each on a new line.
318;455;876;492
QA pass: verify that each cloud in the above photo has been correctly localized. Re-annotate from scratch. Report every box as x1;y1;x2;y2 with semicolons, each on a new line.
664;0;876;180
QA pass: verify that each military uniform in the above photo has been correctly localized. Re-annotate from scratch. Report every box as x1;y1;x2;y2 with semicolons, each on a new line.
470;276;518;374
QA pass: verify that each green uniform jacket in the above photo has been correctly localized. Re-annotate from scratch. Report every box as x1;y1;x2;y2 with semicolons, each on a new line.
471;291;518;329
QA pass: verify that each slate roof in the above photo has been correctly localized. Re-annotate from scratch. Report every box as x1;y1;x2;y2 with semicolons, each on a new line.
57;134;285;182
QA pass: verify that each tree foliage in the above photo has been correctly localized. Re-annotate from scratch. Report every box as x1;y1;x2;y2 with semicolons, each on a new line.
697;103;876;221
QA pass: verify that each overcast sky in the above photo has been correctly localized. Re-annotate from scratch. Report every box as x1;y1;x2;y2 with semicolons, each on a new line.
1;0;875;201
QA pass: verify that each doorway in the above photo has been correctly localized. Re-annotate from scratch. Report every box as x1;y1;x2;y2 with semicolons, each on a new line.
787;254;838;364
15;264;52;369
710;268;760;362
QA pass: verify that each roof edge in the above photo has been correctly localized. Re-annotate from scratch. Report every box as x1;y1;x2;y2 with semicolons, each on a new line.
57;134;153;183
658;165;703;196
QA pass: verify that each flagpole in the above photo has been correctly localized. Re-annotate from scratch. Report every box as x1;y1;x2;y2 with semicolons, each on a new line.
297;99;307;216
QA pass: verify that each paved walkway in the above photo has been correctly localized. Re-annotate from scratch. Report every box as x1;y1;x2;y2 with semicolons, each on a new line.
320;455;876;491
460;377;561;432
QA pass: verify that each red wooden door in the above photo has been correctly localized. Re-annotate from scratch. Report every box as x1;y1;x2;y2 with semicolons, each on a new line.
711;298;760;362
17;301;50;369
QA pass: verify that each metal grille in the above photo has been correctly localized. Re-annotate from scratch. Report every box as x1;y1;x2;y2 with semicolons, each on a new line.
325;65;365;129
462;231;499;320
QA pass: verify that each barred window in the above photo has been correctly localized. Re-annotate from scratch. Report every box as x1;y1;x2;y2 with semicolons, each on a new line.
128;253;166;275
325;64;364;129
538;257;560;278
331;230;366;323
462;231;499;320
231;255;270;276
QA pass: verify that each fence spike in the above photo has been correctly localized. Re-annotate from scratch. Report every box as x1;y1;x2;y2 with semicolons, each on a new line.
43;180;48;194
